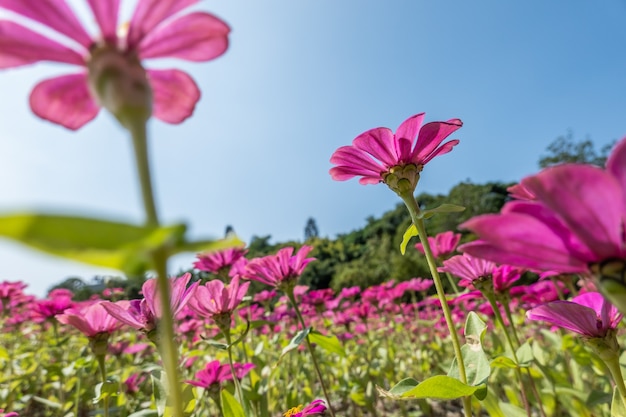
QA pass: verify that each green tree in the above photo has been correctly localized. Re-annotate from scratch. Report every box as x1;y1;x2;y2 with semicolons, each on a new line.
538;131;615;168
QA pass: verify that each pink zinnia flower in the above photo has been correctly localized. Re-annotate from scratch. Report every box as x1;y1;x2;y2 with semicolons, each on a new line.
56;301;121;338
283;399;327;417
102;272;198;333
459;137;626;274
329;113;462;195
415;231;462;260
526;292;622;338
438;253;495;287
242;246;315;290
194;247;248;275
188;276;249;320
186;360;254;389
0;0;230;129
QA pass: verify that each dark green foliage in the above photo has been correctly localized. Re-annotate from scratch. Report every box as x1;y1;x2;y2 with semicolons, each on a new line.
538;131;615;168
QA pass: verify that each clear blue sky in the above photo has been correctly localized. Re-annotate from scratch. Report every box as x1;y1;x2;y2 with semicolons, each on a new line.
1;1;625;296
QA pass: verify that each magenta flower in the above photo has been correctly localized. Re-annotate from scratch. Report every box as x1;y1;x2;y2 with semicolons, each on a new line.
102;272;198;333
415;231;462;260
438;254;496;286
0;0;230;129
526;292;622;338
329;113;462;195
243;246;315;290
188;276;250;320
283;399;328;417
56;301;121;338
459;137;626;274
186;360;254;389
194;247;248;275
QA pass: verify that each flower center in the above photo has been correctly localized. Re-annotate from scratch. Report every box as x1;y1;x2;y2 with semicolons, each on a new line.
283;405;303;416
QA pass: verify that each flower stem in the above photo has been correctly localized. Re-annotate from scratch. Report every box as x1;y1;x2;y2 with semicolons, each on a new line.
224;328;249;414
129;121;183;417
399;194;472;417
287;291;337;417
96;354;110;417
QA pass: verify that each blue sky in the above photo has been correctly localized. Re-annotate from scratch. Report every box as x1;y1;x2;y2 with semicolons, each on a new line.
0;1;625;296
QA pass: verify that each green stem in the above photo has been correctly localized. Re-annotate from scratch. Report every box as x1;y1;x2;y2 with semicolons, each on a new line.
287;292;337;417
445;272;461;295
400;195;472;417
604;353;626;406
96;354;110;417
129;121;183;417
224;328;249;413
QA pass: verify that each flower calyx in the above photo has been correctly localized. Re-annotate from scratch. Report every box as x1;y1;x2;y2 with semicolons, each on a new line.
382;164;423;196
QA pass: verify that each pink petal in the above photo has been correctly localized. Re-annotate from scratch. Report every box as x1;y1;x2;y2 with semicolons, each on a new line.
0;0;92;47
127;0;199;48
29;73;100;130
86;0;120;42
411;119;463;162
526;301;601;337
101;300;144;330
139;12;229;61
606;137;626;193
353;127;399;167
141;278;159;318
421;139;460;165
147;69;200;124
0;20;85;68
395;113;425;160
522;164;626;260
329;146;385;180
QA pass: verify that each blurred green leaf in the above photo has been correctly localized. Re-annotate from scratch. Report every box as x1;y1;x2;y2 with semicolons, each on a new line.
278;327;311;362
516;341;534;367
490;356;518;369
448;312;490;395
421;203;466;219
400;224;418;255
611;386;626;417
309;330;346;357
221;389;245;417
377;376;484;400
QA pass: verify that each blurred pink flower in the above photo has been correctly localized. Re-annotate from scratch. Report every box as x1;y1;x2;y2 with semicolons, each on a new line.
102;273;198;333
188;276;249;319
329;113;461;194
459;137;626;274
527;292;622;338
284;399;327;417
243;246;315;290
186;360;254;389
0;0;230;129
415;231;462;260
439;254;495;286
195;247;247;274
56;301;121;338
0;410;19;417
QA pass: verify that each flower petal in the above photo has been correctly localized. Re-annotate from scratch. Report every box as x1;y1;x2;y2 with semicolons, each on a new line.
0;0;92;47
127;0;199;48
147;68;200;124
395;113;425;159
29;73;100;130
522;164;626;260
606;137;626;194
526;301;601;337
0;20;85;68
353;127;398;167
138;12;230;61
411;119;463;162
86;0;120;43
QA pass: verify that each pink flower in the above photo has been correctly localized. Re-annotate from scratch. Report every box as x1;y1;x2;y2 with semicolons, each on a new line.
283;399;327;417
188;276;250;319
526;292;622;338
0;410;19;417
102;273;198;333
459;137;626;274
414;231;462;260
243;246;315;289
56;301;121;338
194;247;248;275
329;113;462;194
0;0;230;129
186;360;254;389
438;254;495;286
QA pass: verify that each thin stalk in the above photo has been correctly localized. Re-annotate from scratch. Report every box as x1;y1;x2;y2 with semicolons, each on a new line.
287;292;337;417
445;271;461;295
129;121;183;417
96;354;110;417
400;195;472;417
224;328;250;414
604;354;626;407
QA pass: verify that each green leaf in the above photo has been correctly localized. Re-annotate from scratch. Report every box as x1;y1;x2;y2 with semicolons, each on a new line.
400;224;418;255
378;376;484;400
93;380;118;403
150;371;167;416
449;312;491;393
490;356;518;369
308;330;346;357
221;389;245;417
0;212;186;275
499;402;529;417
612;386;626;417
278;327;311;362
128;411;158;417
421;203;466;219
516;341;534;367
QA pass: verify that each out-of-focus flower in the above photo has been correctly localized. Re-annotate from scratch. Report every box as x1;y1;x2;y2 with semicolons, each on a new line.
243;246;315;292
56;301;121;338
186;360;254;389
0;0;230;129
194;247;247;275
527;292;622;338
415;231;462;260
102;273;197;334
283;399;327;417
188;276;249;329
0;409;19;417
439;254;495;286
329;113;461;195
123;373;147;395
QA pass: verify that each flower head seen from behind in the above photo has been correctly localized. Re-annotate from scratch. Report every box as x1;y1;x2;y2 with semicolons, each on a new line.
188;276;249;330
329;113;462;196
243;246;315;293
0;0;230;129
186;359;254;390
194;247;248;276
415;231;462;260
283;399;327;417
